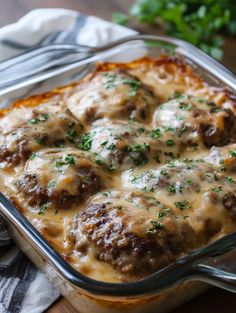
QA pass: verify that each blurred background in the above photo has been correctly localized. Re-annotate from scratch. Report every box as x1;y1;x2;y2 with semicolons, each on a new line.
0;0;235;72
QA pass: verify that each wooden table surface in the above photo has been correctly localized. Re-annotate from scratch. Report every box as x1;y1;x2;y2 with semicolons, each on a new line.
0;1;235;312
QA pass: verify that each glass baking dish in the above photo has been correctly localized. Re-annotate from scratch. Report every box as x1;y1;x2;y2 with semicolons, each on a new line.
0;35;236;313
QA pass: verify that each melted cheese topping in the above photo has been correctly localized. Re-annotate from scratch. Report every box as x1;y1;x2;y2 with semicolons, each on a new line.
0;55;236;283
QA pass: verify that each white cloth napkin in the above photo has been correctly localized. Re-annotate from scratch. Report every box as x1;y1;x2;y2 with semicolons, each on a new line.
0;8;136;313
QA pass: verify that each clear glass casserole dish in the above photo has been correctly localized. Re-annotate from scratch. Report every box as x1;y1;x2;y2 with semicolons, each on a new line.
0;34;236;313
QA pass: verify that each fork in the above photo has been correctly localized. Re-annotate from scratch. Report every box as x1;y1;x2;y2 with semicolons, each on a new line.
0;35;152;91
0;34;235;96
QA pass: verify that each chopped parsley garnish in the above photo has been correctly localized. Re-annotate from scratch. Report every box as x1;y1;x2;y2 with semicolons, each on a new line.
186;179;193;185
102;191;112;197
229;150;236;158
78;132;95;151
48;180;56;189
55;154;75;168
153;155;161;163
196;159;205;163
176;184;183;193
107;143;116;150
167;161;176;168
115;205;123;210
102;72;117;89
178;126;187;137
36;134;48;145
162;126;174;132
30;152;37;160
93;153;103;166
55;161;66;168
183;158;193;163
38;203;48;215
101;141;108;146
65;154;75;165
130;171;147;183
167;184;176;193
133;144;142;152
146;196;160;205
158;208;170;218
211;186;222;193
166;139;175;147
122;78;141;96
226;176;236;183
160;169;168;176
66;128;78;141
28;113;49;124
144;143;151;151
137;127;145;135
147;220;164;234
177;114;184;120
151;128;162;139
151;220;164;229
132;154;148;166
173;91;183;99
174;200;192;210
126;143;149;166
95;159;103;165
165;151;177;160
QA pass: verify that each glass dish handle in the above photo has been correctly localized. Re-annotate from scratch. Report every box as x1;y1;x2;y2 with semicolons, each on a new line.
194;247;236;292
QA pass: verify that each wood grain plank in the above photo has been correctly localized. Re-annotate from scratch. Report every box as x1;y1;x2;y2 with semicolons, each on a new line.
46;288;236;313
47;297;78;313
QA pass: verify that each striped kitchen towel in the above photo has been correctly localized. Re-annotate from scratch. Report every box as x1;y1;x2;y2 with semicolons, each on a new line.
0;8;135;313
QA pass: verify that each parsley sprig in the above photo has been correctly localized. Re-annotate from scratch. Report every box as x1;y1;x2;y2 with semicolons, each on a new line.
78;132;95;151
113;0;236;60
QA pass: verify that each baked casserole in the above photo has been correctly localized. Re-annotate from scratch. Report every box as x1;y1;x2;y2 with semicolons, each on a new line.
0;55;236;284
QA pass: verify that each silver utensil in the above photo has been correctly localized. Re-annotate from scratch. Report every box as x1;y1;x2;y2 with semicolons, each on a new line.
0;35;235;97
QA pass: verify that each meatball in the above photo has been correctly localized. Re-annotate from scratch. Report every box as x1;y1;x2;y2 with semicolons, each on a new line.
122;159;218;197
123;156;236;232
71;191;196;277
152;95;236;148
0;102;82;167
16;148;105;210
66;69;158;125
77;120;181;171
122;156;236;212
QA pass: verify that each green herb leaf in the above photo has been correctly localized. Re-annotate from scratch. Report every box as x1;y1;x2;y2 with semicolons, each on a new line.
174;200;192;210
78;132;95;151
211;186;223;193
122;78;142;96
38;203;48;215
166;139;175;147
28;113;49;124
167;184;176;193
230;150;236;158
151;128;162;139
113;0;234;60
